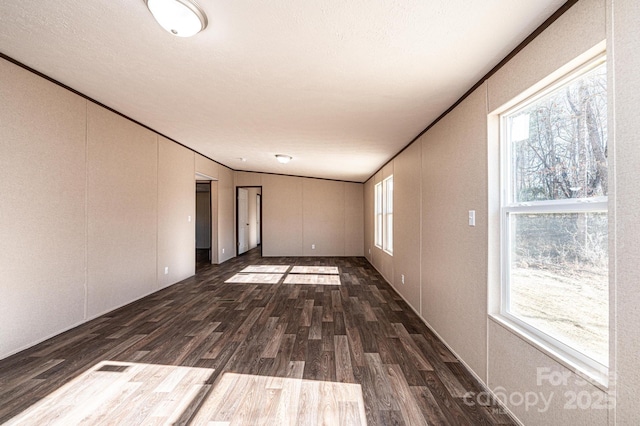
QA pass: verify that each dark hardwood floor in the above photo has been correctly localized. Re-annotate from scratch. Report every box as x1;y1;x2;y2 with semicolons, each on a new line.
0;248;515;425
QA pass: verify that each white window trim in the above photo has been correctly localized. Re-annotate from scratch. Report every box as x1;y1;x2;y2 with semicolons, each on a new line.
374;182;382;248
494;56;609;387
383;176;393;255
498;205;608;385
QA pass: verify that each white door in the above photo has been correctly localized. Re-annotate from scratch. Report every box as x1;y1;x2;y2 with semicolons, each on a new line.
238;188;249;254
256;194;261;245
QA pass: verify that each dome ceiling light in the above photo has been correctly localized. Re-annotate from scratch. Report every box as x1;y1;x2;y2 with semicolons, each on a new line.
145;0;208;37
276;154;292;164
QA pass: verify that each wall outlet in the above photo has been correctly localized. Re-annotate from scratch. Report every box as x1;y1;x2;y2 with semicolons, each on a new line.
468;210;476;227
401;274;405;284
164;266;169;275
222;248;225;254
369;248;371;254
311;244;316;250
188;215;192;222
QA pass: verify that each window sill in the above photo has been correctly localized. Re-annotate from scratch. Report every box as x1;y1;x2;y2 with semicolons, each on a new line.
488;314;609;391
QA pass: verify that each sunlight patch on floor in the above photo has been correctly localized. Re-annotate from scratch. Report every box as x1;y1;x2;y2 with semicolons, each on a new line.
227;265;342;286
284;274;341;285
4;360;214;425
190;370;367;425
290;266;339;274
240;265;291;273
6;361;366;425
225;273;284;284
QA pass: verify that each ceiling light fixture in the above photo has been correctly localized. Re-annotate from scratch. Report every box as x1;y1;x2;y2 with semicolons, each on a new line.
275;154;292;164
145;0;208;37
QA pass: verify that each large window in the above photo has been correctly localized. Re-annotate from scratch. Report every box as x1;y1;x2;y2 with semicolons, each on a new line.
374;176;393;254
383;176;393;254
500;57;608;377
374;182;382;248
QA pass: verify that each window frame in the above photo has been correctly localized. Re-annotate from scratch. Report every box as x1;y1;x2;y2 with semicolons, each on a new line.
497;55;609;384
374;182;383;248
383;176;393;254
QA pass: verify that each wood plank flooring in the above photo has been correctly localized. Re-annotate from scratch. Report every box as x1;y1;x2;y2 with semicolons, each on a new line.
0;248;515;425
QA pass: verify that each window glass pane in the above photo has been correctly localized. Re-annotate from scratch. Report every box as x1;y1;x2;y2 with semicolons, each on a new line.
383;177;393;253
508;212;608;365
375;183;382;247
386;213;393;252
507;63;607;203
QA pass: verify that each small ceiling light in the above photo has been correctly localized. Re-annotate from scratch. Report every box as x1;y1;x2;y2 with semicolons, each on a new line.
275;154;292;164
145;0;208;37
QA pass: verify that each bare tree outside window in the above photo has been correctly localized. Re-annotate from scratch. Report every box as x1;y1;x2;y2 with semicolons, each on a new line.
502;60;608;369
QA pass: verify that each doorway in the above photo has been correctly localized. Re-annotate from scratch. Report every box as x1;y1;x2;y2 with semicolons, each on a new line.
195;181;211;270
236;186;262;256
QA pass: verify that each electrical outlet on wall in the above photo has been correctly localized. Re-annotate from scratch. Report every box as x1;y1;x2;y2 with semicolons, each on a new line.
164;266;169;275
401;274;405;284
312;244;316;250
222;248;225;254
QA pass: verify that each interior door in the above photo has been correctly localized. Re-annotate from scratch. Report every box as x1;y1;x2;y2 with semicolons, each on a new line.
238;188;249;254
256;194;261;245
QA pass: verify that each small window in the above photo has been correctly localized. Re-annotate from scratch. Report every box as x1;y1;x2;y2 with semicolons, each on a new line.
499;57;608;378
383;176;393;254
374;182;382;248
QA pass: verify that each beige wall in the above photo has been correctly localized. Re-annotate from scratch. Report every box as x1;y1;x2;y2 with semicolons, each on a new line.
344;182;364;257
262;174;304;256
421;85;489;380
363;179;374;262
303;179;345;256
488;322;608;425
0;59;87;358
393;142;422;314
158;137;195;287
235;171;262;187
237;172;364;257
362;0;629;423
217;165;235;263
87;104;158;317
195;153;219;180
610;0;640;423
0;57;206;359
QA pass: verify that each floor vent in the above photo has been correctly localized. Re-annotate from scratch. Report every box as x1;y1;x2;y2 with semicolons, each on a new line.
97;364;129;373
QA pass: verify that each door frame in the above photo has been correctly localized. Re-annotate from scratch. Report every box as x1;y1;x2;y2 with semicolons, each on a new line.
195;180;212;263
235;186;263;256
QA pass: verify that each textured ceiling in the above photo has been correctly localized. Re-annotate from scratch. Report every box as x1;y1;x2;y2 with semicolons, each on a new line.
0;0;565;182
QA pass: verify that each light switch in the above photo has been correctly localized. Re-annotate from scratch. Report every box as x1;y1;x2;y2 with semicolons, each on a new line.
468;210;476;226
